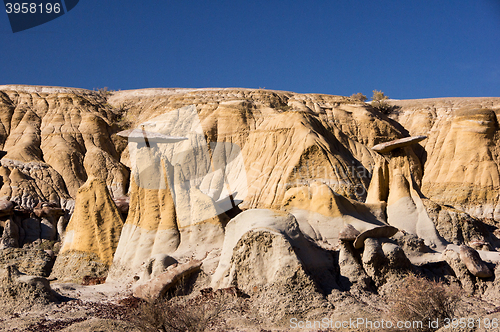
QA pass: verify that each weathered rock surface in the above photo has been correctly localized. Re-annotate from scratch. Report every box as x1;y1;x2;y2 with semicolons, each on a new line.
133;260;202;300
0;247;53;277
0;200;14;217
459;245;493;278
0;86;129;206
361;238;411;286
371;135;427;153
0;218;19;248
50;177;123;282
1;86;500;327
338;241;371;289
283;181;387;248
353;225;399;249
390;98;500;220
108;88;408;208
211;209;331;323
339;224;360;241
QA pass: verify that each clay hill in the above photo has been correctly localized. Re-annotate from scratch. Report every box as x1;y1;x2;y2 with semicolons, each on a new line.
0;85;500;331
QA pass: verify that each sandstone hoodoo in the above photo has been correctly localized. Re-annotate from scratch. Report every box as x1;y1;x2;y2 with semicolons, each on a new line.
50;177;124;283
1;85;500;329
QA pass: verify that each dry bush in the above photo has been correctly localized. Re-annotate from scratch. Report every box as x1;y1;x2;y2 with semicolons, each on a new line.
350;92;367;102
134;287;249;332
386;274;462;331
371;90;393;114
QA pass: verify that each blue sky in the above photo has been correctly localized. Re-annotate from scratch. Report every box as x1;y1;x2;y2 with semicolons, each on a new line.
1;0;500;99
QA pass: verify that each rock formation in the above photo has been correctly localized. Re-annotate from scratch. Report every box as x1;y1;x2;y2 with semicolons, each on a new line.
371;135;427;153
390;98;500;220
50;177;124;282
1;86;500;328
0;86;129;207
459;245;493;278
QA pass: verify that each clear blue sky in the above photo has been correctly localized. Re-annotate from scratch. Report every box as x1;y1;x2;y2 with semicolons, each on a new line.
1;0;500;99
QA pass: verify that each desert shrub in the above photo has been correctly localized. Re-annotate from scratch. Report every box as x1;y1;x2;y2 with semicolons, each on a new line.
371;90;394;114
134;287;248;332
386;274;462;331
110;102;133;131
350;92;367;102
276;104;292;111
95;87;113;99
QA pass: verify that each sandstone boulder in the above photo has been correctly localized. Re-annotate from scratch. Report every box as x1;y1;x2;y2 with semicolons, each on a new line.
0;200;14;217
353;225;399;249
371;135;426;154
133;260;202;300
339;224;360;241
0;218;19;248
338;241;371;290
211;209;330;323
361;238;411;286
459;245;493;278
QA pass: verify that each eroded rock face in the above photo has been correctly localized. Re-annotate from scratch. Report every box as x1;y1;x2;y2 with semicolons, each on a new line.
283;181;387;248
133;260;202;300
0;248;52;277
211;209;330;323
50;177;123;283
108;157;227;281
0;87;129;205
107;88;409;209
390;99;500;220
1;86;499;309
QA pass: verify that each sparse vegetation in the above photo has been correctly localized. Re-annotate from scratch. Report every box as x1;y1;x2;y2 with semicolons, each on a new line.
275;103;292;111
371;89;392;113
350;92;367;102
95;87;113;99
134;288;249;332
386;274;462;331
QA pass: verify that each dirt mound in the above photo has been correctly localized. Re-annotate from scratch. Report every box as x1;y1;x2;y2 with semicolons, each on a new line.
0;265;55;313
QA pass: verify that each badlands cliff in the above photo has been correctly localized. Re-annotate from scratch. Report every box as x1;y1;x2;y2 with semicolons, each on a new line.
0;85;500;330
